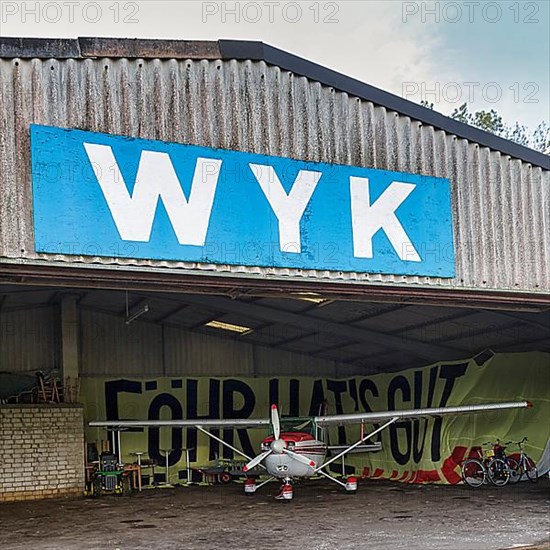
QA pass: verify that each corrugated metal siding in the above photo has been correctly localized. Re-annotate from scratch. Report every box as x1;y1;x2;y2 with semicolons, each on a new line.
0;307;57;373
80;311;341;377
163;327;255;377
252;346;340;377
164;329;341;377
0;57;548;292
80;310;163;376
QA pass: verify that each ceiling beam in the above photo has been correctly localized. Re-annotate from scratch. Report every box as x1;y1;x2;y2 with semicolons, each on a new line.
156;304;189;324
176;294;462;360
436;321;519;344
274;330;318;347
264;304;402;347
497;336;550;352
387;310;476;336
480;310;550;333
311;342;361;357
0;304;55;314
348;304;408;324
4;263;548;309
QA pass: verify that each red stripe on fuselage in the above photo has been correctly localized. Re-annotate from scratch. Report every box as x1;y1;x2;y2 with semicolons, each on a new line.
262;432;317;444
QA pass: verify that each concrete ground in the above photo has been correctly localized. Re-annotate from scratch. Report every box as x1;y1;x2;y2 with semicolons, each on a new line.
0;478;548;550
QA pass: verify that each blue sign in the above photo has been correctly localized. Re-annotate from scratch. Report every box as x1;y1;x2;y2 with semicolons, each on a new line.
30;125;455;277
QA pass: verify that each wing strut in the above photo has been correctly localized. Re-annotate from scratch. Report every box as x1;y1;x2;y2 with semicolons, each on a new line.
196;425;267;470
315;417;398;473
317;469;347;488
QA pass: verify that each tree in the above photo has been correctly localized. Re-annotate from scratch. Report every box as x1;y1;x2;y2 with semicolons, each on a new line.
448;102;549;154
420;100;434;110
531;122;550;153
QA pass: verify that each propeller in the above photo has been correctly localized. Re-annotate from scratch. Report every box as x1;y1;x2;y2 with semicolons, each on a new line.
242;404;315;472
271;404;280;440
242;450;271;472
284;448;315;468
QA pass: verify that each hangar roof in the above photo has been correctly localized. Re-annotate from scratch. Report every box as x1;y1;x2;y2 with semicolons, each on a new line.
1;37;548;298
1;284;548;373
1;36;548;170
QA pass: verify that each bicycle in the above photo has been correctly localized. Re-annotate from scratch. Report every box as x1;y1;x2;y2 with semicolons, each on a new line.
461;441;510;488
503;437;538;483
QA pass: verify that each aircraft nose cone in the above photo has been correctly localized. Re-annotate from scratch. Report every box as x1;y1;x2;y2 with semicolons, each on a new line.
271;439;286;454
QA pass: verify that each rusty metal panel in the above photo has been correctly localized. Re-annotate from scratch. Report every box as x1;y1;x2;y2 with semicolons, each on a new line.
0;307;56;373
0;56;548;293
0;37;80;58
78;37;221;60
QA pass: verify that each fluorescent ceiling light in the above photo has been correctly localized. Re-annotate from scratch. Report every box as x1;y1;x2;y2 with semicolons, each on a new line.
294;293;332;306
205;320;252;334
298;296;327;304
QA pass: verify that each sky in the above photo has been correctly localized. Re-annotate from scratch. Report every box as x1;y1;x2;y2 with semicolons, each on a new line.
1;0;548;132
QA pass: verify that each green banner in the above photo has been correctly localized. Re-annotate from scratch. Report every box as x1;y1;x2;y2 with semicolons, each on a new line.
81;352;549;484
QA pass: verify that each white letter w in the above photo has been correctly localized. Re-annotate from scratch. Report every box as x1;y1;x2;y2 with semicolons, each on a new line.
83;143;221;246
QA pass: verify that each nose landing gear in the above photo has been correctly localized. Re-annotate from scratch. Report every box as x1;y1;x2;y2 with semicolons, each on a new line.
275;478;293;501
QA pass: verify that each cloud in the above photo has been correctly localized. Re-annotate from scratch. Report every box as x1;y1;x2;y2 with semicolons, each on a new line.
2;1;545;129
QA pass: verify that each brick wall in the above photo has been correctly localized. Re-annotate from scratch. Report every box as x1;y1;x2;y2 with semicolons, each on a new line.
0;405;84;502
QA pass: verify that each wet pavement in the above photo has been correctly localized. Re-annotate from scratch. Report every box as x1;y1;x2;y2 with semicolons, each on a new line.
0;478;548;550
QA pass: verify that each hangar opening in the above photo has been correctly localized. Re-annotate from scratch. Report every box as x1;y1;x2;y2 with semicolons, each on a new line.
0;37;548;503
1;280;548;493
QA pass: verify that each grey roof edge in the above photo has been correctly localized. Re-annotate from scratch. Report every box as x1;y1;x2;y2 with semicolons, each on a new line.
0;36;221;59
78;37;221;59
218;40;550;171
0;36;81;58
1;36;548;170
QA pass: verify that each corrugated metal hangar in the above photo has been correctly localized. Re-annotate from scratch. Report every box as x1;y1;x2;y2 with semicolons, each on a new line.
0;37;549;503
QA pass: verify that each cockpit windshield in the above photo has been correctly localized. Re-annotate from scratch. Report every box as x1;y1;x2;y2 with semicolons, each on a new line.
272;417;315;435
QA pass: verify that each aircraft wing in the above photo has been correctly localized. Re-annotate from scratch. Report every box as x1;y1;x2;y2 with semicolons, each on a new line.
89;418;270;429
89;401;532;430
313;401;532;427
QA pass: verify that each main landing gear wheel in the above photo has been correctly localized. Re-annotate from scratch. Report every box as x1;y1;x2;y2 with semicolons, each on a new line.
345;476;358;494
244;478;256;496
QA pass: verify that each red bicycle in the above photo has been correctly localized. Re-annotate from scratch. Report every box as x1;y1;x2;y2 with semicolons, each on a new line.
461;441;510;488
503;437;538;483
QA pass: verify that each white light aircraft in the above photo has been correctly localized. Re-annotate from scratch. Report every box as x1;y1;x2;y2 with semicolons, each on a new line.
90;400;532;500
